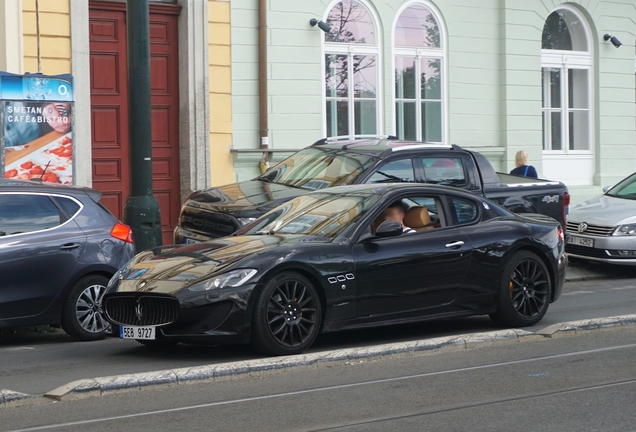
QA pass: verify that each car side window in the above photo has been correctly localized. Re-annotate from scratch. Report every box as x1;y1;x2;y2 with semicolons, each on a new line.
55;197;81;219
421;157;467;188
366;159;415;184
447;197;479;225
0;194;63;237
367;196;445;236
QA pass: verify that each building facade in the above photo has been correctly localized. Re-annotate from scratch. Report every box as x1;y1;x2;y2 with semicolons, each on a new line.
0;0;234;244
230;0;636;202
1;0;635;240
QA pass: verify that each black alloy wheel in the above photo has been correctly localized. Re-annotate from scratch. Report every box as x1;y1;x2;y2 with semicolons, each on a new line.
490;251;551;327
251;272;322;355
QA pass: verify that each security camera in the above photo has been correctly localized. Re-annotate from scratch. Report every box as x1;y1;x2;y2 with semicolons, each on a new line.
604;34;622;48
310;18;331;34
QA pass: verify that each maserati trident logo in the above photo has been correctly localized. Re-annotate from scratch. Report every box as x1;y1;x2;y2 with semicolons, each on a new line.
577;223;588;233
135;302;143;322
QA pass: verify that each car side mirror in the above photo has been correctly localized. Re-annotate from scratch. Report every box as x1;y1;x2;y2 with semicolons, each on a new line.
602;185;612;193
375;221;403;238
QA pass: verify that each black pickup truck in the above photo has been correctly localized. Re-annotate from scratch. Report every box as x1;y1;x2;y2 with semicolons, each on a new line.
174;138;570;243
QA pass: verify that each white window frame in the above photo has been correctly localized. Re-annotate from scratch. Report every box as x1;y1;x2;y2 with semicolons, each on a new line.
322;0;382;139
541;5;594;156
391;0;448;144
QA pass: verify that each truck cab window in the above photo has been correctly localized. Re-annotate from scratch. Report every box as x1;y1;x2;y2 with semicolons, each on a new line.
366;159;415;184
422;157;466;187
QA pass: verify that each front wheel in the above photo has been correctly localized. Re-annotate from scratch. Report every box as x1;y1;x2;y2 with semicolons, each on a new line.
251;272;322;356
490;251;551;327
61;275;111;341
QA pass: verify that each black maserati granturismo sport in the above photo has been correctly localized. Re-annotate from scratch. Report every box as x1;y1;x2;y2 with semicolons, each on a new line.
103;184;567;355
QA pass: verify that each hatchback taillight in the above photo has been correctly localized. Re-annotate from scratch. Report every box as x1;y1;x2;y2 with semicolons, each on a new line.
557;226;564;243
111;222;134;244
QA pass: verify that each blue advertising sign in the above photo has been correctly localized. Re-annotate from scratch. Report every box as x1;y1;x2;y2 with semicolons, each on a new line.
0;73;74;101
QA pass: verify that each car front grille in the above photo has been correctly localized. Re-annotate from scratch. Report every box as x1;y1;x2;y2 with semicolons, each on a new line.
104;295;179;326
566;222;615;237
179;209;240;238
565;244;610;259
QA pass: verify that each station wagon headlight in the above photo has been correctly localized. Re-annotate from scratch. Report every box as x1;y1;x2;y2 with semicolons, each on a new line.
614;224;636;236
188;269;257;291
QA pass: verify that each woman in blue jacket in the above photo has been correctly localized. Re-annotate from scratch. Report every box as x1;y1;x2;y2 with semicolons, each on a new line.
510;150;538;178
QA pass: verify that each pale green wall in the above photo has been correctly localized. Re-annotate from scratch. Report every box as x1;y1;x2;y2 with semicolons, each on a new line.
230;0;636;204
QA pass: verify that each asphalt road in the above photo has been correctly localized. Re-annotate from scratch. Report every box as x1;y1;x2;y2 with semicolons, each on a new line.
2;328;635;431
1;274;636;396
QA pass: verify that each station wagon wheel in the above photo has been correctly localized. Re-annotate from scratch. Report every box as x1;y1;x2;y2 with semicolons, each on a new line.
490;251;551;327
251;272;322;355
61;275;110;341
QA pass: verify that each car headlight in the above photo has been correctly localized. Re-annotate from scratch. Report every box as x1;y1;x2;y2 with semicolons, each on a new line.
187;269;257;291
107;259;135;288
614;224;636;236
107;269;125;288
237;217;257;226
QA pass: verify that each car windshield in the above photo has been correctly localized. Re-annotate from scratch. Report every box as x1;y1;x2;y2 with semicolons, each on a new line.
606;174;636;200
258;148;376;190
243;191;381;239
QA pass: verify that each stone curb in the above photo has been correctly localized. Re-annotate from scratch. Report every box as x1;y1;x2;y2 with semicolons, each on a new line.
34;314;636;402
43;329;528;401
564;262;632;283
565;273;618;283
0;389;39;408
536;314;636;337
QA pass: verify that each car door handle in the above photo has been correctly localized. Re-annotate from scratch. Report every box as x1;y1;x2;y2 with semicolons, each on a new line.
60;243;81;251
445;241;465;249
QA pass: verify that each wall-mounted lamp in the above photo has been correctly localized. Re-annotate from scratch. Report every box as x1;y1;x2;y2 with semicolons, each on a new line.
310;18;331;33
604;34;622;48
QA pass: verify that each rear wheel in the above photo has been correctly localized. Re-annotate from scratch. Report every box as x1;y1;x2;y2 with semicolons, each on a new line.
251;272;322;356
61;275;110;341
490;251;551;327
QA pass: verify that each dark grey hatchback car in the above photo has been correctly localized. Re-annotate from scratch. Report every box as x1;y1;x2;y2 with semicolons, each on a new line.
0;179;135;341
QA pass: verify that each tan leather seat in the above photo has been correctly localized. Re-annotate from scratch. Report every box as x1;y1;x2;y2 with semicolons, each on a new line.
404;206;434;232
371;214;385;234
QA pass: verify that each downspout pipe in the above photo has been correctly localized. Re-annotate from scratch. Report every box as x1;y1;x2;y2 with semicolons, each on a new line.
35;0;41;73
258;0;269;173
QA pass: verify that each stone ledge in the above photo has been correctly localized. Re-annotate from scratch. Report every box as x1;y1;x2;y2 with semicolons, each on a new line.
42;314;636;402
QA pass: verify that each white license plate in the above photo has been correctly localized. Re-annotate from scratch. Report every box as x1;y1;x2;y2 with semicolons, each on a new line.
568;235;594;248
184;237;198;244
119;326;155;340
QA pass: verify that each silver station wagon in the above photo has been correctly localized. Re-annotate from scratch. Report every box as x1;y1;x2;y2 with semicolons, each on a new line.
567;172;636;264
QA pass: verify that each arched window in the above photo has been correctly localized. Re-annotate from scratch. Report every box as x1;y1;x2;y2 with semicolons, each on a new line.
541;6;594;184
324;0;379;138
393;2;445;143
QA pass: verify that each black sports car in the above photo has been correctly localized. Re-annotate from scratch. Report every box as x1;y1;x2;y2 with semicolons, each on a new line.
103;184;566;355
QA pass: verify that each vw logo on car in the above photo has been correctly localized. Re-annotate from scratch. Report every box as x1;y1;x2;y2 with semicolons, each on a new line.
577;223;588;233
